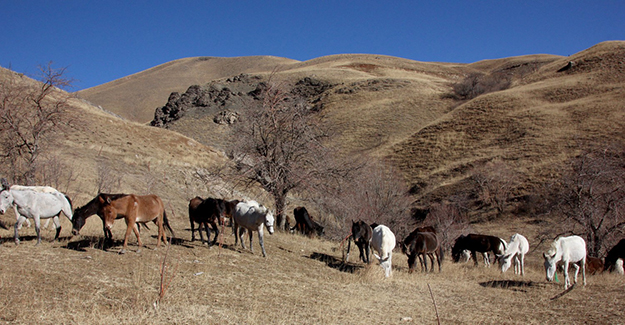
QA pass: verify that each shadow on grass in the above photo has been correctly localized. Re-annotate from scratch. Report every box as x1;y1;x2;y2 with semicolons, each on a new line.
479;280;547;292
64;235;195;252
309;252;362;274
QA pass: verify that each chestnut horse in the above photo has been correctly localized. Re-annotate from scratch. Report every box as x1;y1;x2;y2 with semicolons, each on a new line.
72;193;173;253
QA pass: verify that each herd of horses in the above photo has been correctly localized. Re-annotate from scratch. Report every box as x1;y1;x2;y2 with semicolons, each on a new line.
1;178;624;286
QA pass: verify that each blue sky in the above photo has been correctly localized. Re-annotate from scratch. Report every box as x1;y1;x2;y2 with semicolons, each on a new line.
1;1;623;90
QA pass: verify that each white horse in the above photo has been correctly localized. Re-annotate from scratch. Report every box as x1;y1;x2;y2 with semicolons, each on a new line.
11;185;59;229
0;186;73;244
233;200;275;257
371;224;396;278
543;235;587;289
500;233;529;275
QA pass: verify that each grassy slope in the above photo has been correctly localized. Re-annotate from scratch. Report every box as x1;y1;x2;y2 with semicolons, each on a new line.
1;42;625;323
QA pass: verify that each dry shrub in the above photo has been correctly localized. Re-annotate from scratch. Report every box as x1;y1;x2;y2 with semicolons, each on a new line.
422;201;472;253
451;72;511;100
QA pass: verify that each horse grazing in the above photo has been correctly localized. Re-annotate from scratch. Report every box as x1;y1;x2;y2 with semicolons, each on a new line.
72;193;173;254
0;181;73;244
452;234;506;267
402;228;442;273
188;196;224;246
290;206;324;237
371;224;396;277
543;235;587;289
346;220;373;264
499;233;530;275
604;239;625;273
233;200;275;257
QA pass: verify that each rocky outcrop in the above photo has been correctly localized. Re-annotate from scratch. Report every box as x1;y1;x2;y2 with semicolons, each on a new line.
150;74;336;128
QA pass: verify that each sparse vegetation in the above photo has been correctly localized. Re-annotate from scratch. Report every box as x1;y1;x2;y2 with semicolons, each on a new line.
1;42;625;323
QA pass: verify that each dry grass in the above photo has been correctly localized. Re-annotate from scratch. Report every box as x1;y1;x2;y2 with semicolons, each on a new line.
1;218;624;324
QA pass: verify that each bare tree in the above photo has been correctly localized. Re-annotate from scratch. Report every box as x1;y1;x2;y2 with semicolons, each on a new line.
228;79;346;230
422;199;471;253
0;63;73;184
316;160;413;240
554;144;625;256
471;159;520;216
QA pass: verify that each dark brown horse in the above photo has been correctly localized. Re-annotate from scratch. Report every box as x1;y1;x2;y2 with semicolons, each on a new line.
188;196;224;246
604;239;625;272
290;206;324;237
72;193;173;254
346;220;372;264
402;228;442;273
451;234;506;266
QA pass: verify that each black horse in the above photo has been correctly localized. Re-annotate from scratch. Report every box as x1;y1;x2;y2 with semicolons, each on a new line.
604;239;625;272
346;220;372;264
451;233;506;266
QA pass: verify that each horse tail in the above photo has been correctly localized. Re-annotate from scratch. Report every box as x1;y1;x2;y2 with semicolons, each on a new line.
63;194;74;219
163;210;175;237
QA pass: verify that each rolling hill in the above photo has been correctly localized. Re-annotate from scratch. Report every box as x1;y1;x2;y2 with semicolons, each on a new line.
76;41;625;213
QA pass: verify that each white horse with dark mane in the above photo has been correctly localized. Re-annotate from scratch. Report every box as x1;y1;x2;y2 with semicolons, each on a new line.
371;224;396;278
233;200;275;257
543;235;587;289
500;233;529;275
0;180;73;244
11;185;59;229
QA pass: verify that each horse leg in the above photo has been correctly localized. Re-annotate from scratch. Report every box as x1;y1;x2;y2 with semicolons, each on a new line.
33;215;42;245
52;215;62;240
428;253;435;272
437;250;442;272
238;227;246;249
572;262;580;285
14;216;24;244
189;217;196;242
248;229;254;253
471;251;478;266
258;229;267;257
484;252;490;267
365;243;371;264
132;223;142;253
563;261;570;289
210;220;219;246
519;254;525;276
582;259;587;286
204;222;212;245
120;219;136;254
346;238;352;262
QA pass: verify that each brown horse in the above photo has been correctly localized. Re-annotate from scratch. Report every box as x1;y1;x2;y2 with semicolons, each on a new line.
188;196;224;246
100;194;171;254
402;228;442;273
72;193;173;254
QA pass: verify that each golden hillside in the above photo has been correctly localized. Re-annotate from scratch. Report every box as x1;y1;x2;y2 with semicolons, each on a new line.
76;41;625;210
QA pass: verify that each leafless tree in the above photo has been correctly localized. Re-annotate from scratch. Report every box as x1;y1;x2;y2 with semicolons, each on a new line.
0;62;73;185
471;159;520;217
422;199;471;253
316;160;413;240
228;79;350;230
554;144;625;256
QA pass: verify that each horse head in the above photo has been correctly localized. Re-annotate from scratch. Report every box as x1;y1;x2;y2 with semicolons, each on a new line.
0;188;13;214
264;210;275;235
71;204;89;235
543;252;558;282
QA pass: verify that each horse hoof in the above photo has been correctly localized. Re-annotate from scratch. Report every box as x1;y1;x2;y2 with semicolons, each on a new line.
136;249;141;254
119;249;127;254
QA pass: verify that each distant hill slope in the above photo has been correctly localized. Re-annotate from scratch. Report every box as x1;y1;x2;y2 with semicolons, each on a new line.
74;41;625;212
76;56;299;123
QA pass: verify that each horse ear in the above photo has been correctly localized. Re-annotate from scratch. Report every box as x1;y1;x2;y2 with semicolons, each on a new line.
0;178;9;190
543;252;548;259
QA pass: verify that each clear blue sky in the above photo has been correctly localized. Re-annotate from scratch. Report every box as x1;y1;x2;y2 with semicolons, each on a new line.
1;1;623;90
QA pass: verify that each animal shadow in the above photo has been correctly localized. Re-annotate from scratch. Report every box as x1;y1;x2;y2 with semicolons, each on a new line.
309;252;362;273
479;280;546;292
64;236;124;252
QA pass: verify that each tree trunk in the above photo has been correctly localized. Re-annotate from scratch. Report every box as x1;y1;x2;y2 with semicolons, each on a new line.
274;194;287;231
